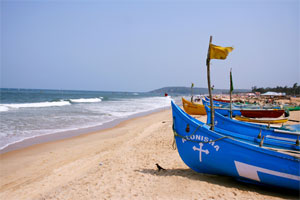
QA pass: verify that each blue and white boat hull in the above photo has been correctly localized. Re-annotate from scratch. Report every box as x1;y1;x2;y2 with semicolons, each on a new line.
172;101;300;190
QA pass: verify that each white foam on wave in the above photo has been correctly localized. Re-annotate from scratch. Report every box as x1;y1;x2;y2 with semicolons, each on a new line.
0;117;112;151
0;106;9;112
70;97;102;103
0;100;71;110
95;96;172;118
0;95;174;151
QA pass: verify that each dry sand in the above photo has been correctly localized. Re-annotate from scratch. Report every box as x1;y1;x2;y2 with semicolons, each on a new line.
0;109;299;200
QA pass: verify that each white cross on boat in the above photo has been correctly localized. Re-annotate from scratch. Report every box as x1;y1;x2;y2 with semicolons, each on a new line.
193;143;209;162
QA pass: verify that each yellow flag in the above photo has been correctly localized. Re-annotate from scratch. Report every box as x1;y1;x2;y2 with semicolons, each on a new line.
209;44;233;60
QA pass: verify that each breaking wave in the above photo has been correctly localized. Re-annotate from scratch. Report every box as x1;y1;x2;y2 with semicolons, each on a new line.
69;97;102;103
0;100;71;111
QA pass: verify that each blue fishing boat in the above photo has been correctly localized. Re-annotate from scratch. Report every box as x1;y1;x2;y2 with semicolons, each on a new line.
202;99;242;117
204;96;227;106
171;101;300;190
202;99;285;118
204;105;300;150
204;96;280;109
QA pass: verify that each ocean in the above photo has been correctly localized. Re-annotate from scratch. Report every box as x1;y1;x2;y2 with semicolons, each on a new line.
0;88;177;151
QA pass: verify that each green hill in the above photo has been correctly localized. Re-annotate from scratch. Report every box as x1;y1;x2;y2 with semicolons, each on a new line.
148;87;250;95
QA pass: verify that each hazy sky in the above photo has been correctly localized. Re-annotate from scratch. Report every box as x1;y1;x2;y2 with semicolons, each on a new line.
1;0;299;92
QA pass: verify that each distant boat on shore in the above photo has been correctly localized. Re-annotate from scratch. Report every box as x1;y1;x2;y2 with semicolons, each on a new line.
182;97;206;115
202;99;286;118
234;115;288;124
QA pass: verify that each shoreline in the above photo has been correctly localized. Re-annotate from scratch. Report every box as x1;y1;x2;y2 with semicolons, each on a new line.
0;108;299;199
0;106;170;154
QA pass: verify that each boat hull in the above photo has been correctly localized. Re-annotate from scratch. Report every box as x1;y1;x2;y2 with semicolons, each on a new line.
205;105;298;143
235;115;288;124
182;97;206;115
203;98;285;118
285;106;300;111
213;98;239;103
240;109;285;118
214;108;241;117
172;101;300;190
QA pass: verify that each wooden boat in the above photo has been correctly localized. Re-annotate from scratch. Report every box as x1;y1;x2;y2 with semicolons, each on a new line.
182;97;206;115
213;98;240;103
202;99;285;118
285;106;300;111
206;96;280;110
205;96;229;106
204;105;299;147
235;115;288;124
171;101;300;190
202;99;241;117
214;107;241;117
221;102;261;109
240;109;285;118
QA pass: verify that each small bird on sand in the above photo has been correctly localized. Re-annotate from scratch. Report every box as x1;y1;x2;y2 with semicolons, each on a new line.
156;163;166;172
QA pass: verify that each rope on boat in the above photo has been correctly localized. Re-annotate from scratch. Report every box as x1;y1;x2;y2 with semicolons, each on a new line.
171;118;300;158
171;118;230;150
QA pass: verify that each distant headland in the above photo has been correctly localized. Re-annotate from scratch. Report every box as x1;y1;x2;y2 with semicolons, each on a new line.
148;87;251;95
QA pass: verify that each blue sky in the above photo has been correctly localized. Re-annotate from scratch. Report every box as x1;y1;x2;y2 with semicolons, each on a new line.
1;0;299;92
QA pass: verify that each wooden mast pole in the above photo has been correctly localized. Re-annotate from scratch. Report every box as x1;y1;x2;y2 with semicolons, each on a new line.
206;36;214;130
230;68;233;118
191;83;194;102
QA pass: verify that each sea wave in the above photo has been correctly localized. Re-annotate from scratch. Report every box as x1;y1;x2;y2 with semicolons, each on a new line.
0;106;9;112
95;96;172;118
0;100;71;110
69;97;102;103
0;95;175;151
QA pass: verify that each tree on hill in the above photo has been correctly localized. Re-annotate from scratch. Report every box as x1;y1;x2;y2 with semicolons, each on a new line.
251;83;300;96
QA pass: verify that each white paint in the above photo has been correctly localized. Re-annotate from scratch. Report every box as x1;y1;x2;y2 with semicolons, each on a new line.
234;161;300;181
193;143;209;162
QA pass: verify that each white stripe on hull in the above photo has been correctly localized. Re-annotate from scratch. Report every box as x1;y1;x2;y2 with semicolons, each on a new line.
234;161;300;181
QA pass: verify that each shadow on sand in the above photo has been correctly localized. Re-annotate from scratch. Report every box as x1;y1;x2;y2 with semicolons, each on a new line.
135;167;299;199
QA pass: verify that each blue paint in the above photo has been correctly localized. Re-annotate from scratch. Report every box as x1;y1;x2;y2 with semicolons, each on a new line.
171;101;300;190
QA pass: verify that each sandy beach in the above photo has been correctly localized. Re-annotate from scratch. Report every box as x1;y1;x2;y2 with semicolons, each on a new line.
2;1;299;199
1;109;299;200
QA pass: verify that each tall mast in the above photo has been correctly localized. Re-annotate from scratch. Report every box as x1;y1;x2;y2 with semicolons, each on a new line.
206;36;214;130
